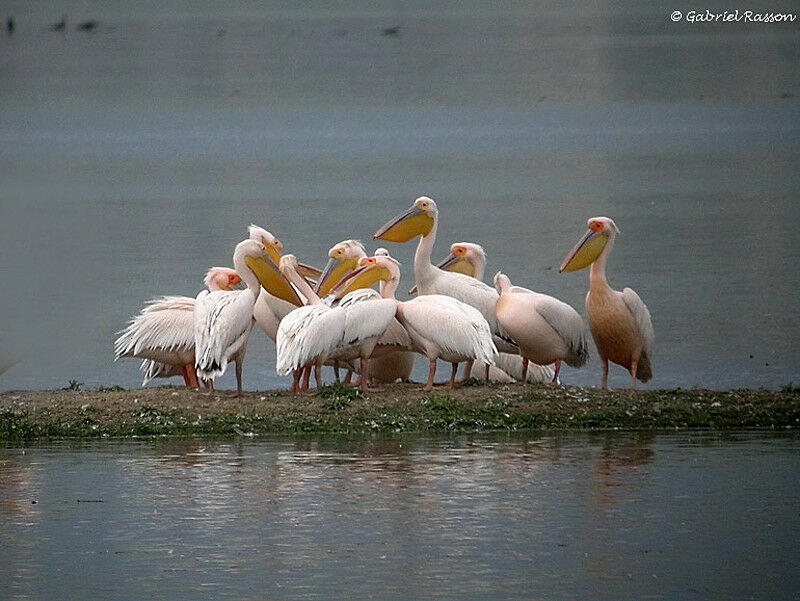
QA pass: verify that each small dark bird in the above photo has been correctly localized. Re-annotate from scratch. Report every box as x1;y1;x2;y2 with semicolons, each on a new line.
380;26;399;36
6;16;14;34
76;20;98;31
50;16;66;31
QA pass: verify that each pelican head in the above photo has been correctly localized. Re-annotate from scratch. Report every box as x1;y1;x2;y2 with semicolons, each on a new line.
332;254;401;299
315;239;366;296
438;242;486;278
559;217;620;273
204;267;241;292
492;271;513;295
373;196;437;243
248;224;283;265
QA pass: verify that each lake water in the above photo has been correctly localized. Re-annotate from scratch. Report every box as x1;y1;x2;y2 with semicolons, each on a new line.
1;0;799;391
1;431;798;600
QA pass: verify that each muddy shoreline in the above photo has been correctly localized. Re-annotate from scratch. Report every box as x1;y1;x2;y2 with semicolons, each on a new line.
1;383;798;439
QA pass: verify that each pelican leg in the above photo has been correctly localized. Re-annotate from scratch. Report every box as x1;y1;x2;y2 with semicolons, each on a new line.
630;359;638;390
299;366;311;393
448;362;458;389
421;359;437;392
343;370;354;386
551;359;561;386
333;361;341;383
484;363;490;381
314;360;323;392
289;368;301;393
520;358;529;385
235;358;243;396
181;364;193;388
360;357;383;393
458;359;474;383
186;365;199;389
601;359;608;390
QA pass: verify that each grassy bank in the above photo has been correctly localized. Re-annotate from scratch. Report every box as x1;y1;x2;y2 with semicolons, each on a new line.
1;383;799;440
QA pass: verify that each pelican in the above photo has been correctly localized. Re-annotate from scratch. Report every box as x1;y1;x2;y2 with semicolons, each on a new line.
409;242;487;294
494;272;588;384
370;248;415;383
373;197;517;357
420;242;558;385
247;225;317;342
276;254;397;392
333;253;497;391
194;238;272;394
559;216;654;389
115;267;240;388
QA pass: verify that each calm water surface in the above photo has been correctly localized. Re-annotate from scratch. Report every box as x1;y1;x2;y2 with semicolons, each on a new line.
1;0;799;391
1;431;798;600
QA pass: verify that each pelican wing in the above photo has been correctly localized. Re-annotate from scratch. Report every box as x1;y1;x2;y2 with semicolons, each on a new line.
622;287;654;360
400;295;497;365
140;360;182;386
341;298;397;346
275;305;346;375
114;296;195;360
533;294;588;367
422;272;518;353
194;289;255;378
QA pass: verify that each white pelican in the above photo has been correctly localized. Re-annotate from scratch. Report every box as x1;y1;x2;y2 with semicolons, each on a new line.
115;267;240;388
494;272;588;384
422;242;559;385
194;238;272;394
559;216;654;389
276;254;397;392
247;225;317;342
333;254;497;391
310;242;413;387
409;242;487;294
373;197;518;357
370;248;415;383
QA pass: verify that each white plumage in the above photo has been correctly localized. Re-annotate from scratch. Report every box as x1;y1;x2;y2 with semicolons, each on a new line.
331;253;497;391
275;255;396;390
494;271;588;383
622;287;654;364
115;267;240;387
193;239;268;394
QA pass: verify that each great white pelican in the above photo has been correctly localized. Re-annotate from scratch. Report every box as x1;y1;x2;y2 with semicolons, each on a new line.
332;253;497;392
193;238;272;394
114;267;240;388
559;216;654;389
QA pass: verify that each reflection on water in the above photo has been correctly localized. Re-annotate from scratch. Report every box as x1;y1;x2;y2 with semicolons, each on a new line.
1;431;798;600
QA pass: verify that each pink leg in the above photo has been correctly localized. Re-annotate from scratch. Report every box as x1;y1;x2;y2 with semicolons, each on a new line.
423;359;436;392
520;358;529;385
601;359;608;390
458;360;474;383
630;359;638;390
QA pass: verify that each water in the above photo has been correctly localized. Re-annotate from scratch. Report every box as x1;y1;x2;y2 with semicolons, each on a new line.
1;0;799;391
1;431;798;600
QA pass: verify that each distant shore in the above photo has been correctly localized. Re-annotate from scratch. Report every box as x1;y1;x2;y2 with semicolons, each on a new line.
1;383;798;439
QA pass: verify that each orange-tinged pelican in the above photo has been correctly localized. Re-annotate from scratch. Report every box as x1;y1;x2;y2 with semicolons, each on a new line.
115;267;241;388
194;239;273;394
494;272;588;384
374;197;518;363
333;253;497;392
276;255;397;393
560;216;654;389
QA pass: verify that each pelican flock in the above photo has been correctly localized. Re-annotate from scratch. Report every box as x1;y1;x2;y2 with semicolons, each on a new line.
116;198;654;392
